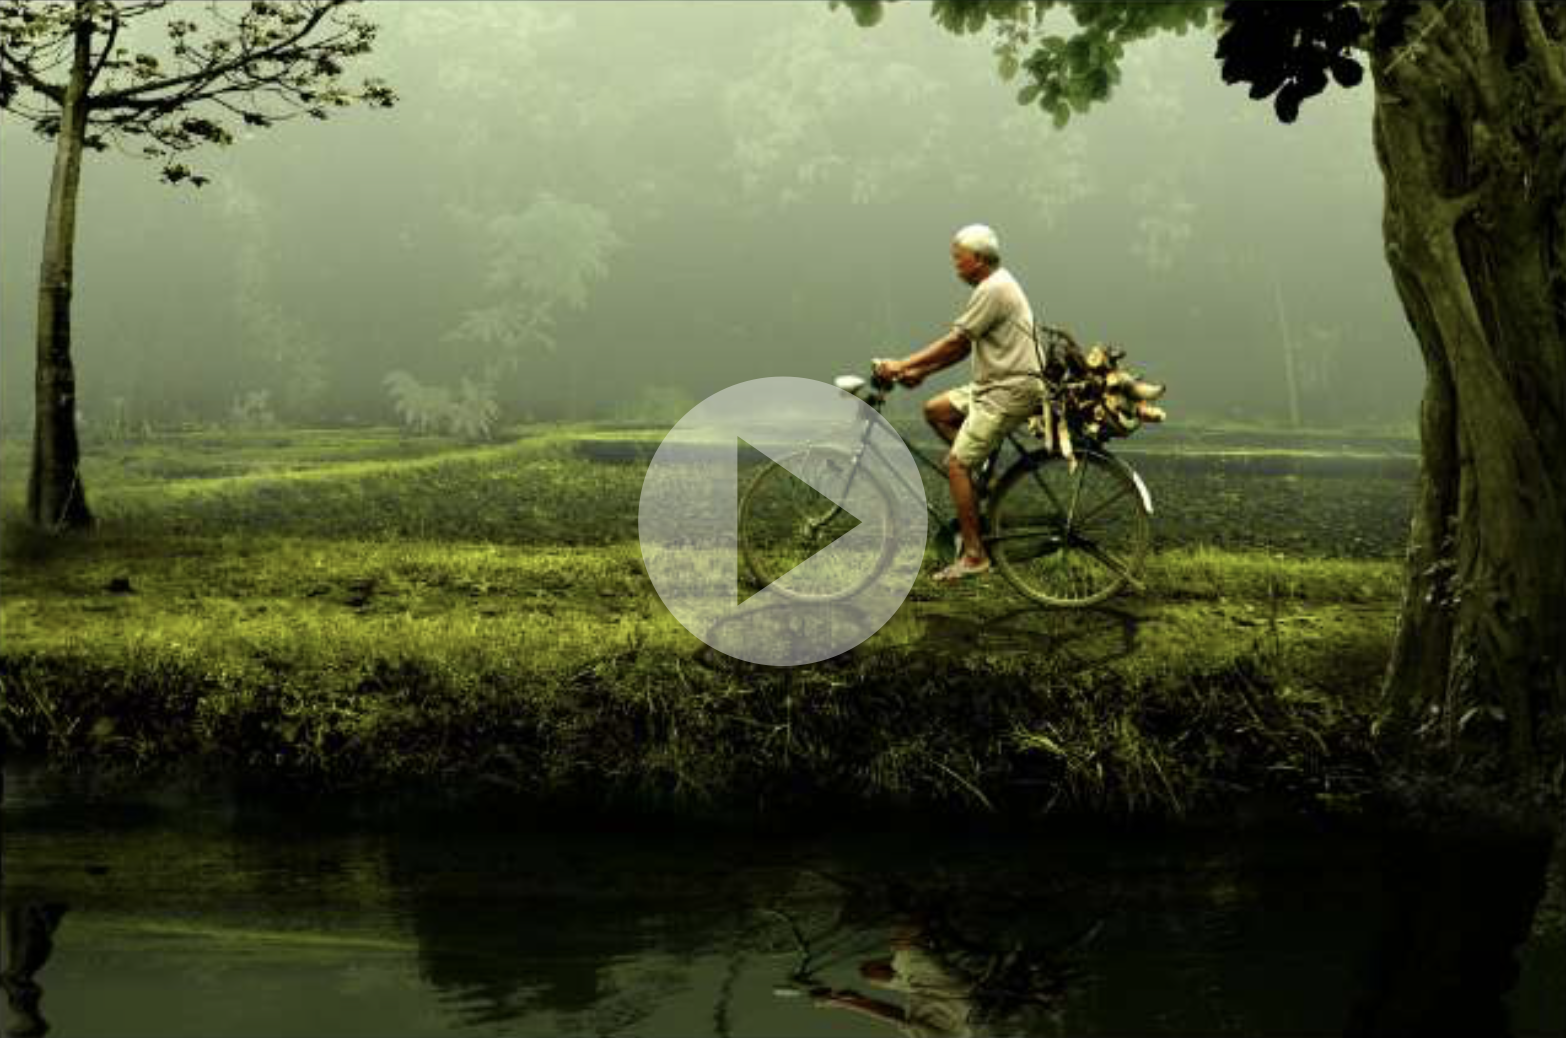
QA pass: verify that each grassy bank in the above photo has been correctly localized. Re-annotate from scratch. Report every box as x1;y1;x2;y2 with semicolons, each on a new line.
0;424;1408;819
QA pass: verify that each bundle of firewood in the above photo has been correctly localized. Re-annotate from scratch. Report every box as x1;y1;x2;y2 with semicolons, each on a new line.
1027;327;1166;467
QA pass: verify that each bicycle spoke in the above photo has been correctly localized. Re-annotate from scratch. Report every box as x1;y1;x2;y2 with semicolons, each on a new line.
1025;463;1070;518
988;450;1149;607
1070;486;1135;531
1072;536;1137;584
738;449;897;600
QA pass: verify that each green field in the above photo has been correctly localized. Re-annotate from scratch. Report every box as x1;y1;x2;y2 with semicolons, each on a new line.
0;423;1413;819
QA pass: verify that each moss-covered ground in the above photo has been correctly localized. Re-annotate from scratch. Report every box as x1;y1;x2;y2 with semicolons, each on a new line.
0;422;1413;821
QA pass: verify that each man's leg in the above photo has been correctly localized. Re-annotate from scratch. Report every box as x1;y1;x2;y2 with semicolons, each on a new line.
923;392;964;445
947;449;985;563
928;389;984;565
940;393;1021;573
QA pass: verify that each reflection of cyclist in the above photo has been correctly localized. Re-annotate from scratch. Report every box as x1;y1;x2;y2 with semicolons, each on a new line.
875;224;1041;583
813;922;975;1038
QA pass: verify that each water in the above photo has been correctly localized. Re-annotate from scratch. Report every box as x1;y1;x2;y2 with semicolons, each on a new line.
3;768;1561;1038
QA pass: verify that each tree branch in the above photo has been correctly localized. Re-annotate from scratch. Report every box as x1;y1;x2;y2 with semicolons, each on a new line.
93;60;308;122
0;48;65;103
1382;0;1457;77
1518;1;1566;102
1430;4;1500;119
1433;184;1483;231
83;2;119;92
89;0;336;110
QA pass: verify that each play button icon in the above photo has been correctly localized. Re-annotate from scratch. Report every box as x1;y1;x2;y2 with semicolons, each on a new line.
735;436;861;596
639;377;927;666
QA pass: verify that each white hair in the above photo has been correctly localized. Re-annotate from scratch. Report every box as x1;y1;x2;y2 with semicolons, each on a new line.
952;224;1000;264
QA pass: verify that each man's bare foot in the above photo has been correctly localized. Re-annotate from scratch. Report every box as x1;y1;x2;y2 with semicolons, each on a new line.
933;555;991;582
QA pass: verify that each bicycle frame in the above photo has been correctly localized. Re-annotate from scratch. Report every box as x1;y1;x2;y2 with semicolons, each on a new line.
806;373;1154;593
821;375;1136;534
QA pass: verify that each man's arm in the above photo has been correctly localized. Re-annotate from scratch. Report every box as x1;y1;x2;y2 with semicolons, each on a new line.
879;329;971;385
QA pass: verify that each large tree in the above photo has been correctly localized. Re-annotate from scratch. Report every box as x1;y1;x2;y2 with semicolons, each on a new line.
1;0;394;531
838;0;1566;781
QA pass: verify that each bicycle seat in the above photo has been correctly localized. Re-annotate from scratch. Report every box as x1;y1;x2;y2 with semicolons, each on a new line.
834;374;868;397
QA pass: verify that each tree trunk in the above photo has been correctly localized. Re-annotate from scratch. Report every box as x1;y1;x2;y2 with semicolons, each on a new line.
25;5;93;531
1271;272;1302;429
1371;4;1566;782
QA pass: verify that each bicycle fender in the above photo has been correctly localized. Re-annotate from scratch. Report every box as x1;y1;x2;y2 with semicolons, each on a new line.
1129;466;1154;515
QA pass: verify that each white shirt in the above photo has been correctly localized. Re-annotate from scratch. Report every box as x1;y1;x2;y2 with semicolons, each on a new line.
951;266;1041;395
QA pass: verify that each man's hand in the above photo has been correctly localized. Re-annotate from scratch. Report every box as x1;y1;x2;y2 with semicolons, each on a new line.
875;358;926;387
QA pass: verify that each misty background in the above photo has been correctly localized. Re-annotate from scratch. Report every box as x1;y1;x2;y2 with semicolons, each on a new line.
0;1;1421;436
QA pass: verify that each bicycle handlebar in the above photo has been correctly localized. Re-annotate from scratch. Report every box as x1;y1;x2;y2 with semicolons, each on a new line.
869;357;896;391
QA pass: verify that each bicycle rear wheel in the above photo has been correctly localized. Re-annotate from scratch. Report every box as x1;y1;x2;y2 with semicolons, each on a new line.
738;447;897;601
987;447;1150;607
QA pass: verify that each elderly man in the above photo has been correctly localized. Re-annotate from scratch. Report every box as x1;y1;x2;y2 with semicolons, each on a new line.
876;224;1042;582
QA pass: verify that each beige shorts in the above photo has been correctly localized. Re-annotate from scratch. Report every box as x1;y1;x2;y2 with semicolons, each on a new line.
947;382;1041;471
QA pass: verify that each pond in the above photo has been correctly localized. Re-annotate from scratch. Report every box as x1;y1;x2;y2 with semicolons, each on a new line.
3;767;1561;1038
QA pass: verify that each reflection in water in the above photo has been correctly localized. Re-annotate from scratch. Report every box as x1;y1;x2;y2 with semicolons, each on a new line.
1344;828;1554;1038
1;901;67;1038
813;926;983;1038
1;773;1561;1038
388;834;701;1031
781;876;1098;1038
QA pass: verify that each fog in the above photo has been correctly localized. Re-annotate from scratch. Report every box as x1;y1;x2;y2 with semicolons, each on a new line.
0;1;1421;435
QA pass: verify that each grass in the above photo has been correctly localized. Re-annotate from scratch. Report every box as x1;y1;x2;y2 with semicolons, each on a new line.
0;423;1412;820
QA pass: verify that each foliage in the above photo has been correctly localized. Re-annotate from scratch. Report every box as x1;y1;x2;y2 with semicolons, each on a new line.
834;1;1217;127
0;0;397;185
1213;1;1367;123
227;389;277;429
477;193;619;312
832;1;1380;128
443;193;620;381
722;17;943;206
383;370;498;440
446;376;500;440
383;371;452;435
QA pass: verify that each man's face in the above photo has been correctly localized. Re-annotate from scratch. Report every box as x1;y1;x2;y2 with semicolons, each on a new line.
951;243;990;285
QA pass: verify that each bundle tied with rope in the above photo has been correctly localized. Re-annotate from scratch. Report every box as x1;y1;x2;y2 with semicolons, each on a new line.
1028;324;1166;468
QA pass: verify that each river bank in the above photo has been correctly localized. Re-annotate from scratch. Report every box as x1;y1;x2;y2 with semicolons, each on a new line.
0;421;1412;819
2;530;1396;819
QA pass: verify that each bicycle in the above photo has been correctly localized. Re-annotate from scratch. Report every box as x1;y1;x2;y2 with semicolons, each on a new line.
738;331;1154;608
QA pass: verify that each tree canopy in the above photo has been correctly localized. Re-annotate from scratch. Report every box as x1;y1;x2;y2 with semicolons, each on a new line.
833;0;1390;126
0;0;396;185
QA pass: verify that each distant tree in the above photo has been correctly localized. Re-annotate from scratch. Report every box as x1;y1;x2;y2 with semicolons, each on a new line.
383;370;451;435
838;0;1566;781
210;175;329;419
0;0;395;530
445;193;620;369
443;193;619;420
722;18;944;208
383;370;498;441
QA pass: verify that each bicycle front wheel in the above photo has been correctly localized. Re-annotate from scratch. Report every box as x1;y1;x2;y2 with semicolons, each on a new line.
988;447;1151;607
738;447;897;601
